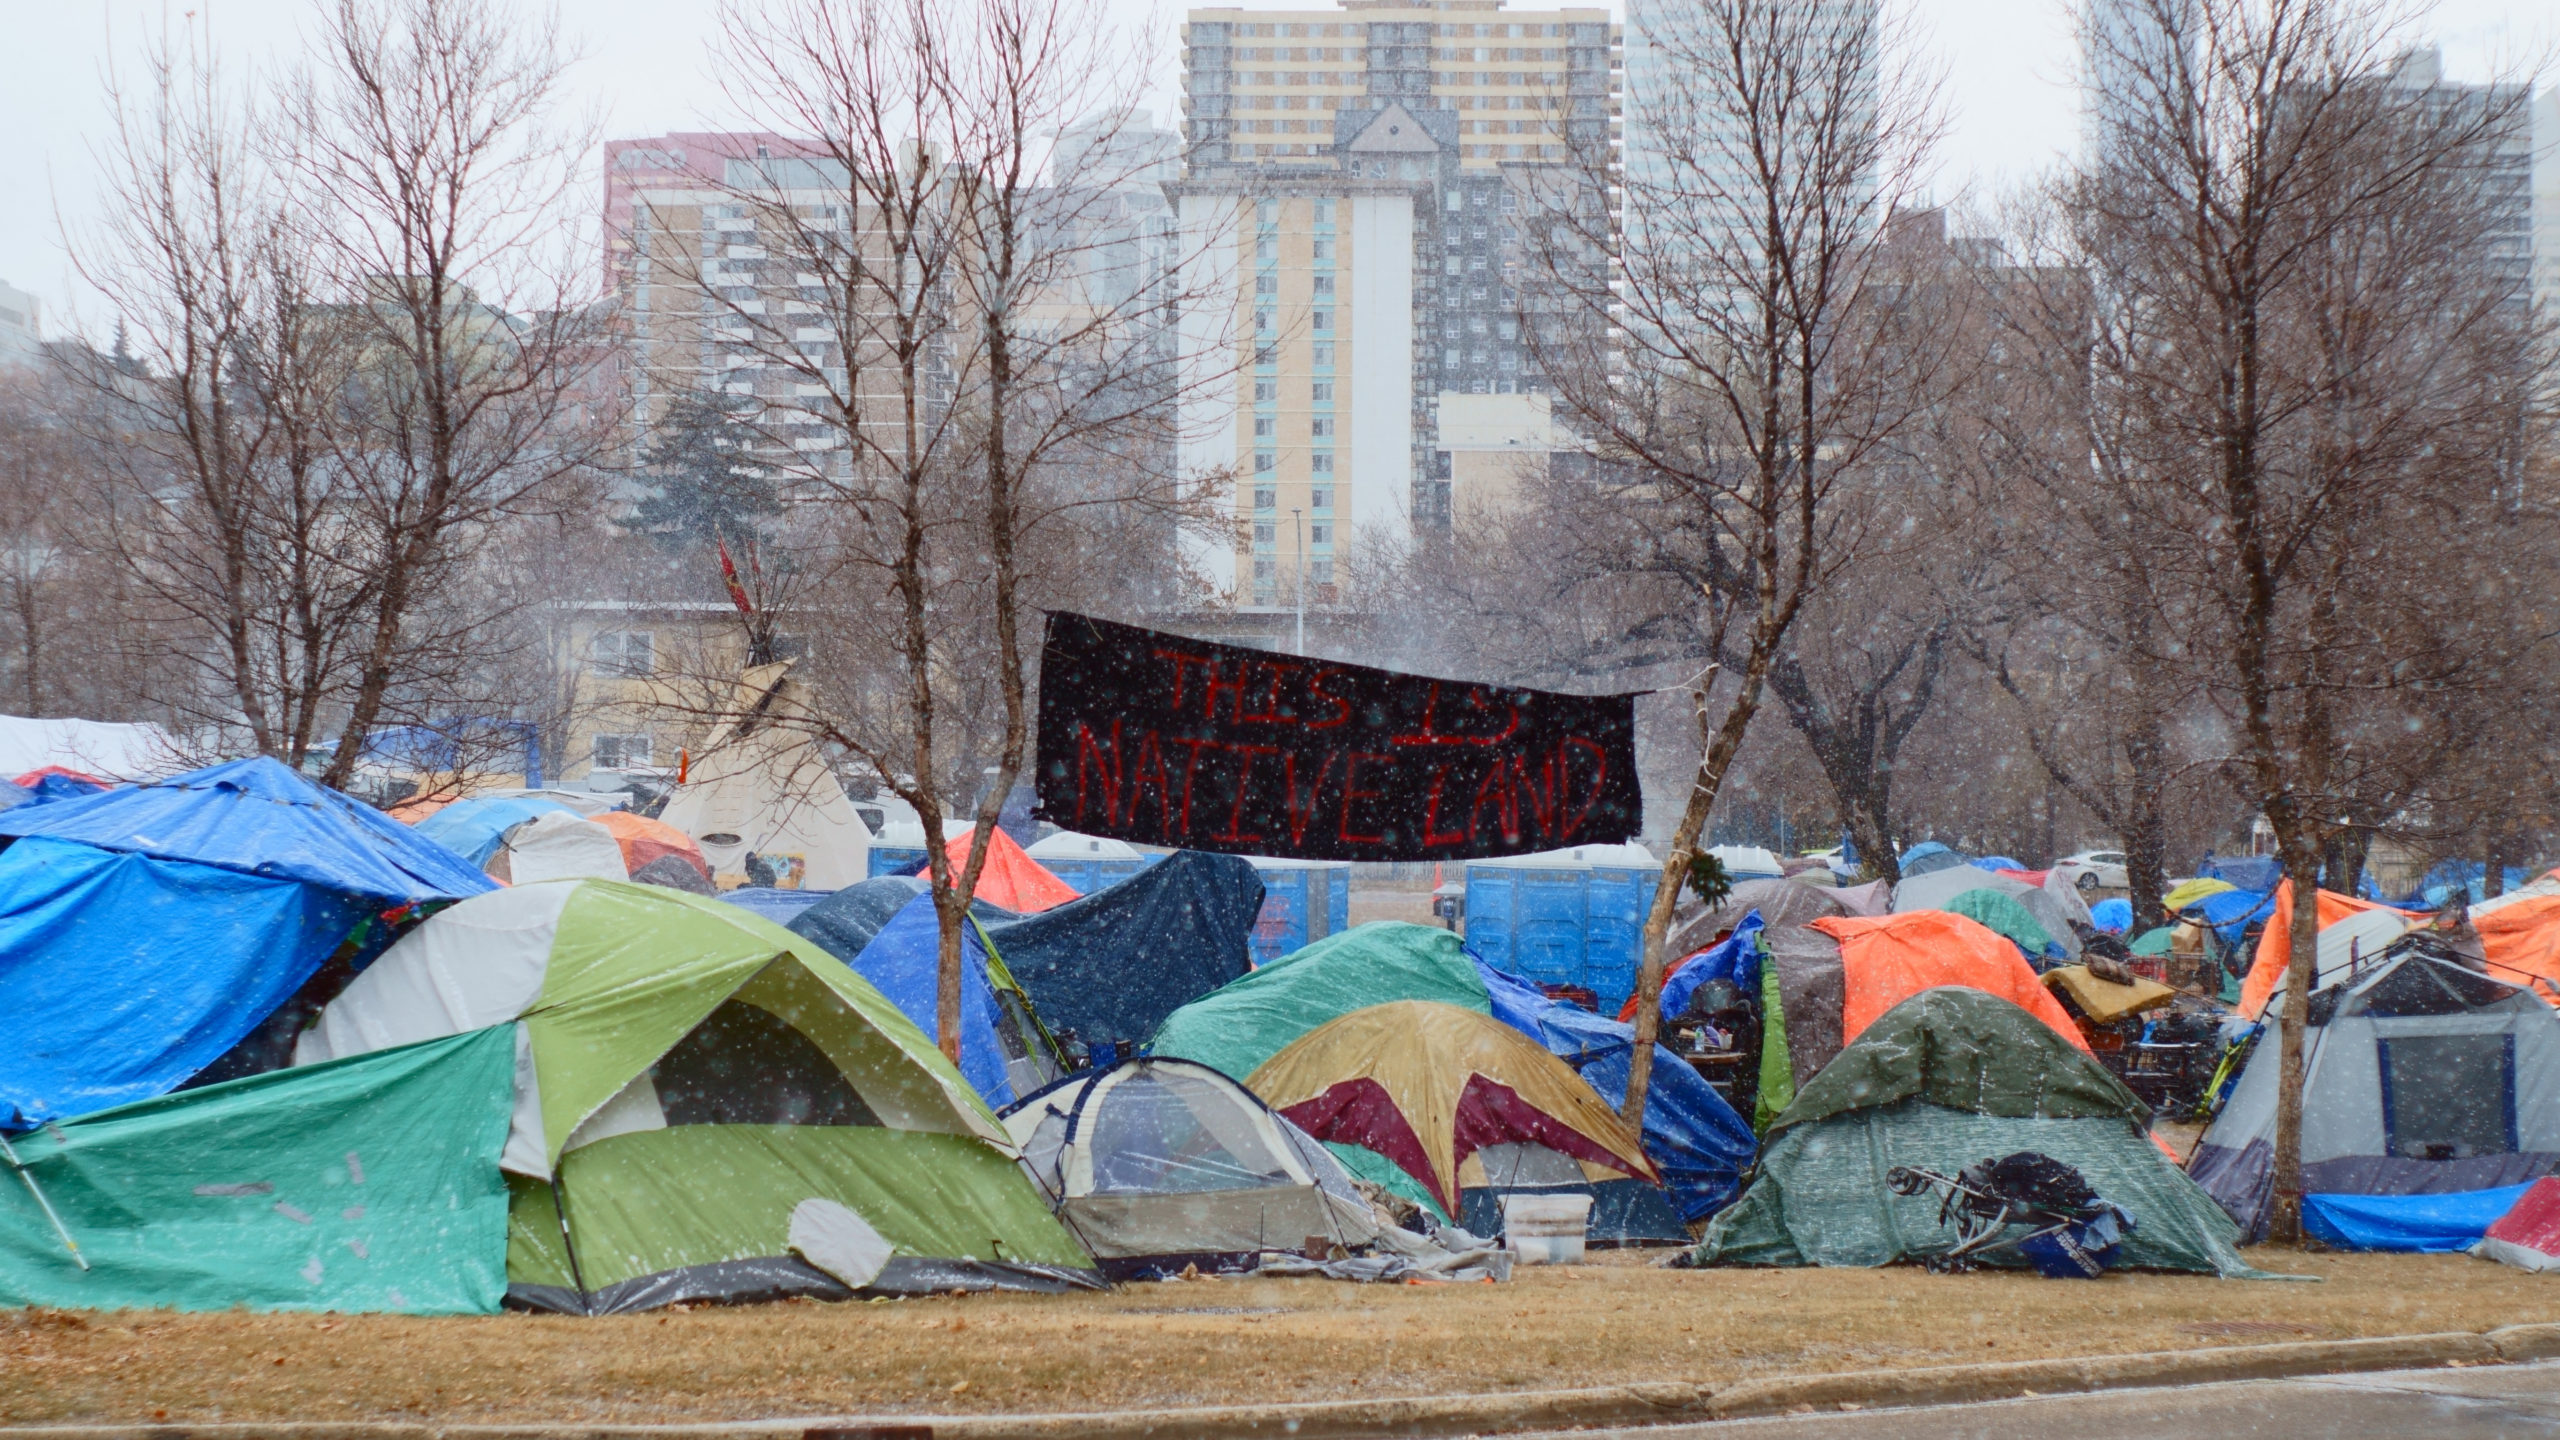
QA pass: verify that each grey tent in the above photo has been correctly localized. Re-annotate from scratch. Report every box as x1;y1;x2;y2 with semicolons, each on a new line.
1893;868;2083;961
999;1057;1381;1279
2189;943;2560;1242
1672;878;1848;958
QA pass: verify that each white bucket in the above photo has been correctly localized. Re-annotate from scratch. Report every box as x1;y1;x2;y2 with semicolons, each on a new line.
1499;1192;1593;1265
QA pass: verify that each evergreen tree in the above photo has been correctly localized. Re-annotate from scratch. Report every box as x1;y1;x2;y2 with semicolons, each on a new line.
620;391;781;552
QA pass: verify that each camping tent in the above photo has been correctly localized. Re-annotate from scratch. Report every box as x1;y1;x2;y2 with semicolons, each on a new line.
976;850;1262;1050
1893;867;2083;961
935;826;1079;913
1707;845;1786;881
2475;1177;2560;1271
1000;1057;1382;1279
1673;878;1846;957
1150;921;1753;1228
415;795;577;866
2164;877;2239;913
658;664;875;890
796;889;1063;1109
1692;987;2266;1277
1938;887;2063;962
2190;943;2560;1247
0;757;496;1125
1898;842;1967;877
489;810;628;884
0;1029;516;1312
595;811;710;882
294;879;1094;1310
1246;1000;1658;1218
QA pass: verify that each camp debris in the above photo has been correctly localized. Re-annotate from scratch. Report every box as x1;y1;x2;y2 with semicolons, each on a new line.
295;878;1097;1311
1000;1057;1383;1280
1690;986;2272;1278
1884;1151;2137;1279
1244;1000;1659;1220
0;756;496;1127
2191;938;2560;1250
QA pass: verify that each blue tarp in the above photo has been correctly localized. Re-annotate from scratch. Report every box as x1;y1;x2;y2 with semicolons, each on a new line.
792;877;1010;966
0;757;494;905
979;850;1263;1049
22;774;102;804
722;886;834;925
1661;912;1767;1021
412;795;573;867
828;891;1025;1108
1475;955;1757;1223
0;837;374;1125
2188;885;2278;946
2199;855;2284;893
1973;855;2026;872
2091;897;2133;933
1900;842;1968;877
2303;1184;2535;1253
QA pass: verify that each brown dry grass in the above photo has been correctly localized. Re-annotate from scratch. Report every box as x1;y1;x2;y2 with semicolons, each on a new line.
5;1250;2556;1425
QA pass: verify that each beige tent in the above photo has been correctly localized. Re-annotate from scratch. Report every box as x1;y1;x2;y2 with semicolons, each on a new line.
657;664;875;890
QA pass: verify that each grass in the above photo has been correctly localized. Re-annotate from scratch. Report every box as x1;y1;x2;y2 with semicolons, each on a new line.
5;1250;2557;1424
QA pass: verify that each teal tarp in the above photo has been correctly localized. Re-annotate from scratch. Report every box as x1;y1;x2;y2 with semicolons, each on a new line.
0;1028;516;1313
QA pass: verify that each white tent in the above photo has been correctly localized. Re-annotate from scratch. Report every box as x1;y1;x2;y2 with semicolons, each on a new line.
491;809;629;885
657;665;874;890
0;715;183;782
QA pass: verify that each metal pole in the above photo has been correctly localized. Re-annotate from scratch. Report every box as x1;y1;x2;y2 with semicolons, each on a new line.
1291;508;1305;656
0;1130;86;1270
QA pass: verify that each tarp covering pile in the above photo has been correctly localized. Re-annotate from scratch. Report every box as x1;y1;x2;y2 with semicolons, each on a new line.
977;849;1262;1049
1692;987;2268;1277
0;1028;517;1312
1150;921;1752;1226
789;891;1061;1109
1245;1000;1657;1217
295;878;1094;1311
2193;946;2560;1246
1000;1057;1381;1279
0;757;496;1125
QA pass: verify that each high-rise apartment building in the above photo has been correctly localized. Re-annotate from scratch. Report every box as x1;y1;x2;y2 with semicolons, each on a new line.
1174;0;1618;609
0;279;39;368
2537;87;2560;315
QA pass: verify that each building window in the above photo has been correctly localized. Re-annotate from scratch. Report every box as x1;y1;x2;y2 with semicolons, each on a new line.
1315;199;1336;224
1309;559;1334;585
1255;273;1279;295
1312;485;1334;509
1254;523;1277;545
1254;486;1277;510
1311;381;1333;401
1313;275;1335;296
1255;379;1278;401
590;630;655;678
1255;451;1276;472
1312;343;1334;366
1254;558;1278;578
1312;309;1333;331
593;733;654;769
1311;452;1334;472
1256;309;1275;334
1311;418;1334;437
1254;416;1276;437
1311;523;1333;544
1257;199;1278;223
1312;239;1334;260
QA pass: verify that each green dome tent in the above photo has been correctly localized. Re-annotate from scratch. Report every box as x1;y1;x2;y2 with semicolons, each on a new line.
1937;887;2061;961
298;879;1095;1312
1691;987;2272;1278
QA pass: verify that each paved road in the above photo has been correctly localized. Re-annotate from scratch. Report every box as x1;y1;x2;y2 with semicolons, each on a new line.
1576;1361;2560;1438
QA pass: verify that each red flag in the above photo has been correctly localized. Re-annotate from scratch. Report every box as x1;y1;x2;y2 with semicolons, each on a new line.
715;537;755;619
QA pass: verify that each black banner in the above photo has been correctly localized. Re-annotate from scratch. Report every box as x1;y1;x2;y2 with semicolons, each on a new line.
1032;612;1643;862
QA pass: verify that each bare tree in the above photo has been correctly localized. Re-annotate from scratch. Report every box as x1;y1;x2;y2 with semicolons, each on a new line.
2069;0;2552;1241
695;0;1210;1059
1522;0;1950;1122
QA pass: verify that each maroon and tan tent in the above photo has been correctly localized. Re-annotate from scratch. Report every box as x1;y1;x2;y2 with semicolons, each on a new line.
1245;1000;1657;1215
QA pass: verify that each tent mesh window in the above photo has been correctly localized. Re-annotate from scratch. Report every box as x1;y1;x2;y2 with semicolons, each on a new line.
1087;1071;1294;1194
652;1000;880;1127
2379;1033;2517;1161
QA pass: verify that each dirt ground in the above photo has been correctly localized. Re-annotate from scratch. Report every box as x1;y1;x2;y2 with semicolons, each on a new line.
6;1250;2558;1425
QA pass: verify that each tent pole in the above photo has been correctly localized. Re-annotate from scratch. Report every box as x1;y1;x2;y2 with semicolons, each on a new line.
548;1173;592;1314
0;1131;86;1271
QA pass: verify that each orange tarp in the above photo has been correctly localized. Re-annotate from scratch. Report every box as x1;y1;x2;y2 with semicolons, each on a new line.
2472;894;2560;1000
2240;883;2399;1018
595;810;710;881
1809;911;2090;1052
943;826;1080;913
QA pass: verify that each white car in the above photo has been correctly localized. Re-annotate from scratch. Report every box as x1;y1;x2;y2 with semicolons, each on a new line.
2054;850;2129;891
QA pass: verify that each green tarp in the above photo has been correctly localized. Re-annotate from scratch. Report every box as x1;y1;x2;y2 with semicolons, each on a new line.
1691;987;2277;1279
1149;922;1487;1080
0;1029;514;1312
1939;888;2059;961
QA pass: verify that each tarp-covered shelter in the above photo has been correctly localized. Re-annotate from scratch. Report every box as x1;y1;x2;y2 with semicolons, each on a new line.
1245;1000;1658;1218
1150;922;1751;1228
415;795;578;867
1001;1057;1381;1279
2164;877;2239;913
1693;987;2266;1277
0;1030;516;1312
801;890;1062;1109
937;825;1079;913
2192;944;2560;1246
658;664;874;890
295;879;1094;1311
2475;1177;2560;1271
595;810;710;883
0;757;497;1125
791;876;952;958
1673;878;1844;957
2201;854;2284;891
977;850;1262;1050
1898;842;1966;876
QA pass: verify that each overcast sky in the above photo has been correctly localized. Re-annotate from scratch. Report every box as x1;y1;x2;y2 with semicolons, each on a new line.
3;0;2549;337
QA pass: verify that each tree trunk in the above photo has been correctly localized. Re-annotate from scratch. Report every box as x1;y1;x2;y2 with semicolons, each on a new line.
2266;832;2325;1246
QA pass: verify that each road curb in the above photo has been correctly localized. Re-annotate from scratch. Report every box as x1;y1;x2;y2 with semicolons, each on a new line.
0;1327;2536;1440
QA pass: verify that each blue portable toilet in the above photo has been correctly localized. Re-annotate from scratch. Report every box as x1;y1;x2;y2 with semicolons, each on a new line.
1025;830;1162;896
1243;855;1352;966
1464;843;1661;1012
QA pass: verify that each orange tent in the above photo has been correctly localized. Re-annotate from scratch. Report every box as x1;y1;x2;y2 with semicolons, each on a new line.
1808;911;2090;1052
2238;883;2404;1017
594;810;711;881
2470;894;2560;1001
942;826;1080;913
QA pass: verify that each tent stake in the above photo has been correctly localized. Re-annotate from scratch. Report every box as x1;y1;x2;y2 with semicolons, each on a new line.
0;1131;86;1270
548;1174;592;1314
